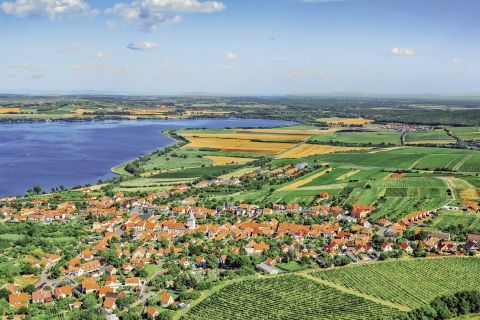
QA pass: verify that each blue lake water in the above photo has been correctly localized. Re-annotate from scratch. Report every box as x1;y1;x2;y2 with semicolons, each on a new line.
0;118;291;197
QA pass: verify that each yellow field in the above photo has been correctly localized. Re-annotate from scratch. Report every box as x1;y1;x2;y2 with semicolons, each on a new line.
219;167;259;179
204;156;256;165
405;140;455;145
276;144;368;159
181;132;309;142
279;169;332;191
183;136;295;154
460;188;480;201
73;108;95;116
0;107;21;114
316;117;373;125
336;169;359;181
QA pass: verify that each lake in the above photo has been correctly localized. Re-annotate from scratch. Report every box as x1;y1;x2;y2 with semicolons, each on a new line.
0;118;291;197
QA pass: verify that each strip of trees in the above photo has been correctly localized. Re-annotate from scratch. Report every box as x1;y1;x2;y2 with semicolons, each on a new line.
396;290;480;320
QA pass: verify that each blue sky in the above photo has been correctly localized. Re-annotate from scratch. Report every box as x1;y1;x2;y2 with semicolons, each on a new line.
0;0;479;95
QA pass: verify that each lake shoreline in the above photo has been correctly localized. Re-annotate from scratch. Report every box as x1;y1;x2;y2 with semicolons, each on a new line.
0;118;294;197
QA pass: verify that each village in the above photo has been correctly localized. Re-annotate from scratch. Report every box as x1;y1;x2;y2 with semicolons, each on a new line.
0;165;479;319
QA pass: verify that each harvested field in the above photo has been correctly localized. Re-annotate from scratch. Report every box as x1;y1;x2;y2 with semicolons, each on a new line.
183;137;295;154
279;168;332;191
460;188;480;201
276;144;369;159
316;117;373;125
0;107;21;113
204;156;256;165
388;173;406;179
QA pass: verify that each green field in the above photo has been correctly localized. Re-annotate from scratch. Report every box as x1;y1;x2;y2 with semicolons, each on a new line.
301;147;480;172
312;257;480;309
430;210;480;234
182;275;401;320
310;129;401;146
447;126;480;141
404;129;455;143
153;164;243;179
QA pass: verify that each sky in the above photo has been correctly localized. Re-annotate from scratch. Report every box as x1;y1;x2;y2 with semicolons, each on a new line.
0;0;479;96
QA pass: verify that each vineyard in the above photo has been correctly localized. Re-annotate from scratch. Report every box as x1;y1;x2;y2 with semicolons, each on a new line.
311;257;480;309
181;275;400;320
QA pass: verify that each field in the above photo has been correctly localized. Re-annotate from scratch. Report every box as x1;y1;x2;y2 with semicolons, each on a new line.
153;165;242;179
182;275;401;320
312;257;480;309
183;136;295;154
276;143;368;159
316;117;373;125
181;132;310;142
302;147;480;172
279;168;331;190
309;129;401;146
0;107;21;113
430;210;480;233
203;156;256;165
447;126;480;141
404;129;456;145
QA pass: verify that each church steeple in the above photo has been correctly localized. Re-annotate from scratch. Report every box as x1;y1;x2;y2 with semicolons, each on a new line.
186;210;196;230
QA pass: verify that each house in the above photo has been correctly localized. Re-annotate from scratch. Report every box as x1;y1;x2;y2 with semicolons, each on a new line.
9;292;30;308
381;242;393;252
400;242;413;254
54;285;72;299
145;306;159;319
80;250;94;261
124;277;141;287
244;241;270;255
351;204;374;219
195;256;207;268
318;192;330;200
103;297;117;312
32;289;52;303
82;277;99;294
159;291;174;307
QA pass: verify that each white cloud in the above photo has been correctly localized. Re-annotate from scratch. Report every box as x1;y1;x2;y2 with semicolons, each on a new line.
288;68;302;78
1;0;98;20
106;0;225;32
389;47;415;57
452;58;461;65
96;51;110;59
127;41;159;50
225;51;236;60
73;63;136;75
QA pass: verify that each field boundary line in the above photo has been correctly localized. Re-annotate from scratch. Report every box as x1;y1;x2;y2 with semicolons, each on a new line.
278;168;332;191
452;154;472;172
298;272;411;312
